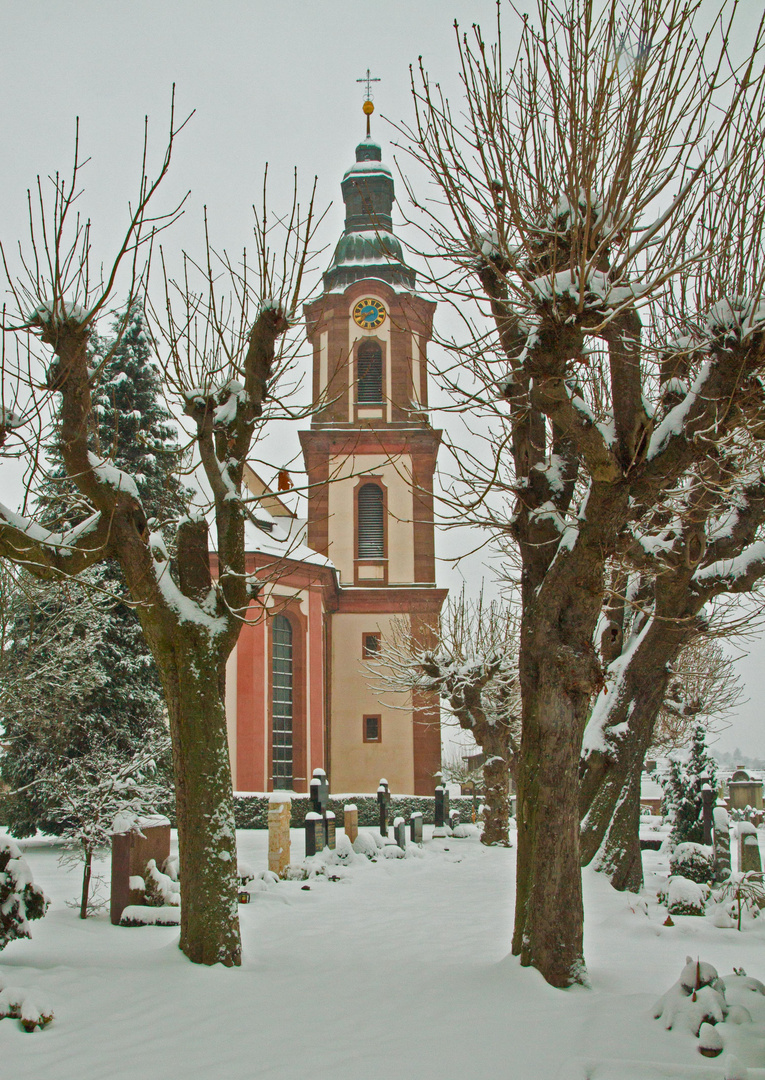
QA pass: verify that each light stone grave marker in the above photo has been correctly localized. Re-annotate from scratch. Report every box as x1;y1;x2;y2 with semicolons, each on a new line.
738;821;763;873
268;792;291;877
344;804;358;844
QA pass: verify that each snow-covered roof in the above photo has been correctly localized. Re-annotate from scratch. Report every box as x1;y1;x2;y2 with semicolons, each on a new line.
243;515;334;569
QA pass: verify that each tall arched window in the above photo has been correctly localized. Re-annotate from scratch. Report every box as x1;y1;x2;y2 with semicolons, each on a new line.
357;483;385;559
357;341;383;403
271;614;293;789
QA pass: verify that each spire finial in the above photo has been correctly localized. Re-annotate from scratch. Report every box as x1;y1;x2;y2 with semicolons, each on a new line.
357;69;381;137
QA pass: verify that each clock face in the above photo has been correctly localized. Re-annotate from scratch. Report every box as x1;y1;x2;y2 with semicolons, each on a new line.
353;298;387;330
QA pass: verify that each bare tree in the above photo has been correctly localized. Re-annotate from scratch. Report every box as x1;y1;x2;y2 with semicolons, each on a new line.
369;589;520;846
0;102;320;965
402;0;765;985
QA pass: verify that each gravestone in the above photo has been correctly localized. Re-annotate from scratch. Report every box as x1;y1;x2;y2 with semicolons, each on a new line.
393;816;406;850
713;804;732;881
410;812;423;845
325;810;337;851
434;783;451;838
268;792;291;877
738;821;763;873
310;769;329;816
305;812;326;857
344;804;359;844
449;809;461;832
110;815;171;925
377;779;391;837
701;784;714;845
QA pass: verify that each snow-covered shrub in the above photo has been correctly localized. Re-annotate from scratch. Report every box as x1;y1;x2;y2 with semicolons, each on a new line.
659;874;709;915
352;831;378;858
698;1021;724;1057
0;837;48;950
0;983;54;1032
143;859;180;907
119;905;181;927
670;842;715;884
654;958;728;1035
237;861;254;886
162;854;179;881
714;872;765;930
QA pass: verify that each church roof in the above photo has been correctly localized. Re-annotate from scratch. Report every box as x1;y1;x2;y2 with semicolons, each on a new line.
323;136;416;293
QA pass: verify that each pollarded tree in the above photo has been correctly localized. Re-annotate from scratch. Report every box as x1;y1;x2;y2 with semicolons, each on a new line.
369;589;520;846
403;0;765;985
0;105;320;966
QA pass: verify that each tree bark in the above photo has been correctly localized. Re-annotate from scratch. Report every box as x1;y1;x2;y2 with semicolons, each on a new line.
80;847;93;920
154;625;241;966
589;762;644;892
513;667;590;986
480;723;512;846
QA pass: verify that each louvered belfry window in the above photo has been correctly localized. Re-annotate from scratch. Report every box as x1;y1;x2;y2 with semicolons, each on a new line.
357;483;385;559
357;341;383;403
271;614;293;789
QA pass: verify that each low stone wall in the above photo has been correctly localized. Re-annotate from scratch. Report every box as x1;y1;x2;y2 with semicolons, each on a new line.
233;793;480;830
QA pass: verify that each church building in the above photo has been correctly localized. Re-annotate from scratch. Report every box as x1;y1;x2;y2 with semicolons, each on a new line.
225;106;446;797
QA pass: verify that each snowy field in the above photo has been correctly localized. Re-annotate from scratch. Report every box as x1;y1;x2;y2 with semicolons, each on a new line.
4;825;765;1080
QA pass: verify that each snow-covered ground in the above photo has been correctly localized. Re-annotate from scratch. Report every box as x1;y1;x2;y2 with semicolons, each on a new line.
4;824;765;1080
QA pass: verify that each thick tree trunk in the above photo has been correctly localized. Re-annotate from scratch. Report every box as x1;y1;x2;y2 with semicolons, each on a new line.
590;764;644;892
158;626;241;967
512;671;588;987
480;724;511;846
579;612;690;888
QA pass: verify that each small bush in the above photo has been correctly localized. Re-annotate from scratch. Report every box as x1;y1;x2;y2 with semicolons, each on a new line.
659;875;709;915
669;843;715;884
0;837;48;950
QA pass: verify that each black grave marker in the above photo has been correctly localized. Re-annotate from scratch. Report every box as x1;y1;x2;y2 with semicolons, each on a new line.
305;813;326;857
377;779;391;837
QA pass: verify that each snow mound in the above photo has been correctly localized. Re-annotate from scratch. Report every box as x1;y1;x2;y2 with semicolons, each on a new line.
119;905;181;927
0;985;54;1032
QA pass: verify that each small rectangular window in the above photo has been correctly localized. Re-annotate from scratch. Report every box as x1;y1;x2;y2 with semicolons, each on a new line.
363;715;381;743
363;633;381;658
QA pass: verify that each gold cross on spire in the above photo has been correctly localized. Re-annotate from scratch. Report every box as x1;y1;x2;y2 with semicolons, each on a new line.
357;69;381;100
358;70;382;139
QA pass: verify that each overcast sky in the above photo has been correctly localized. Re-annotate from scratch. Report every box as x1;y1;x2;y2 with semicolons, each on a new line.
1;0;764;757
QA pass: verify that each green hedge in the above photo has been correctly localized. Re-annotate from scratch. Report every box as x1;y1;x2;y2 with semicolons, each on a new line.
234;793;481;830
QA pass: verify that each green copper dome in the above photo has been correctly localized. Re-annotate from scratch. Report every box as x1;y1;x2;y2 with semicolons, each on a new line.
323;137;416;292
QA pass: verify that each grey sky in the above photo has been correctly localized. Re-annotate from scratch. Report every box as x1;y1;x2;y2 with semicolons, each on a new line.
1;0;763;756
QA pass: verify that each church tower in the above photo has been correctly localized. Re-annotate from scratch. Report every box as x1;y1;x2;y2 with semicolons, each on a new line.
299;101;446;795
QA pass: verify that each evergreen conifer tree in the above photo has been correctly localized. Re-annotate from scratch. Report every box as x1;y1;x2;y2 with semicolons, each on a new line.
663;725;718;846
0;301;186;835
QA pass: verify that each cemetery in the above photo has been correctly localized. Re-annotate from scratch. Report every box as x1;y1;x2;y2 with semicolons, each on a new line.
3;1;765;1077
2;761;765;1078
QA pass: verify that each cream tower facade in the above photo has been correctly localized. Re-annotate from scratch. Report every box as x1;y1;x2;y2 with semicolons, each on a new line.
226;128;445;796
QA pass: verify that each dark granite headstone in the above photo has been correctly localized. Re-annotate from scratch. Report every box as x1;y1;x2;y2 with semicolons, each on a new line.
394;817;406;850
377;779;391;837
434;784;450;834
310;769;329;814
410;812;423;845
702;784;714;845
449;809;461;831
305;813;326;857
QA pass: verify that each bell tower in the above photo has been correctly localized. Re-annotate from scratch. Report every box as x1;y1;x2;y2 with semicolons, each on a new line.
299;99;446;796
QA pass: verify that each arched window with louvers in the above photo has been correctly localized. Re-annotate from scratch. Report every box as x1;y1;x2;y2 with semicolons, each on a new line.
356;482;385;560
356;340;383;404
271;614;294;790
